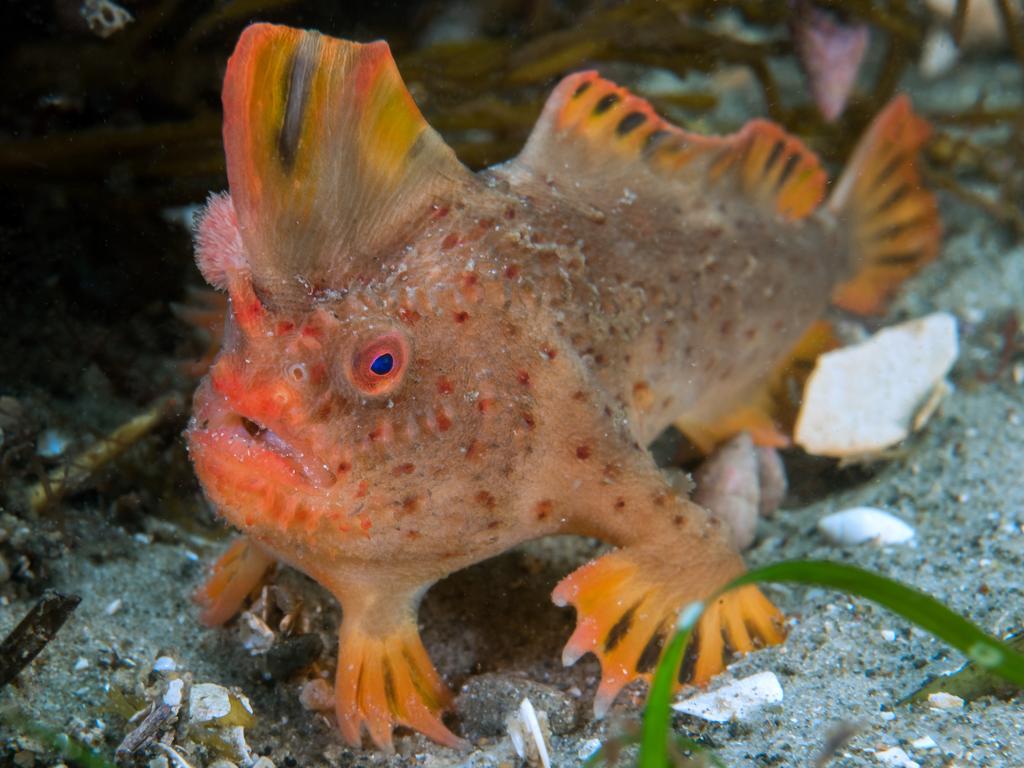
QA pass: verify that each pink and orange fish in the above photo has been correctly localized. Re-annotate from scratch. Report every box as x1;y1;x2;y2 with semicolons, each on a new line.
186;23;939;751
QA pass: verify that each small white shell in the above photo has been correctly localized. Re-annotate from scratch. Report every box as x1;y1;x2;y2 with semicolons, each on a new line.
926;691;965;709
876;746;920;768
818;507;915;545
672;671;783;723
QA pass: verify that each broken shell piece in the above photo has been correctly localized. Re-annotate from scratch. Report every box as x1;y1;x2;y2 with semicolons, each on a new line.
672;671;783;723
818;507;915;545
927;691;965;709
875;746;920;768
189;683;232;723
506;698;552;768
795;313;958;457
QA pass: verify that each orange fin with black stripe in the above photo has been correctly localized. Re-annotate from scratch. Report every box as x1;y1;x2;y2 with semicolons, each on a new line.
828;95;941;314
514;71;827;222
220;23;471;307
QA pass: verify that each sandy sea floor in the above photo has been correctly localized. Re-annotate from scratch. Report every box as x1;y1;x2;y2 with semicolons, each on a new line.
2;19;1023;768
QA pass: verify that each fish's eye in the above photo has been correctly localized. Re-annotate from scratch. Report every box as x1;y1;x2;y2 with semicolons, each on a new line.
348;332;408;396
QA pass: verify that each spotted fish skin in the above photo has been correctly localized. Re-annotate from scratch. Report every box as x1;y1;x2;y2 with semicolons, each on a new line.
187;23;940;751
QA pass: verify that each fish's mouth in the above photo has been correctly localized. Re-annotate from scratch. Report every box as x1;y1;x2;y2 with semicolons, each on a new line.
189;385;337;489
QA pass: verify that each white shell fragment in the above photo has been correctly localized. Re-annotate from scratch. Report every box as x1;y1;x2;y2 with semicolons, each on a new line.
672;671;783;722
189;683;233;722
876;746;920;768
506;698;552;768
795;313;959;457
927;691;965;709
818;507;915;546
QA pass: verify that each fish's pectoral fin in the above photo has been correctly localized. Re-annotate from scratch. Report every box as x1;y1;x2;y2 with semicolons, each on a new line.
675;319;840;453
333;591;466;752
828;95;941;315
194;537;276;626
553;548;785;716
513;70;826;223
219;23;472;308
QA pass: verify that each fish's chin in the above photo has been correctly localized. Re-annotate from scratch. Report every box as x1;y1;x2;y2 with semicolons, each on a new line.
188;383;337;490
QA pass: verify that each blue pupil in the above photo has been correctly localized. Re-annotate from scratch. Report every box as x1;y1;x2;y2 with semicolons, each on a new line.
370;353;394;376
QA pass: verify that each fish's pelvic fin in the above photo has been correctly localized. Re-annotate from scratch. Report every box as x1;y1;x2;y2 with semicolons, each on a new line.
515;71;825;221
553;548;785;716
828;95;941;314
194;537;276;626
221;24;470;307
333;595;465;752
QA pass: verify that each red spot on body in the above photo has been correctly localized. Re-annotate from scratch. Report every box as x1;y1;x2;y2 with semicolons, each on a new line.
431;205;450;220
541;346;557;360
475;490;496;510
505;264;520;279
399;307;421;325
360;517;372;532
393;463;415;476
454;311;469;324
465;439;482;460
615;497;626;510
516;370;531;386
275;320;294;335
402;496;421;515
521;411;536;430
576;445;592;460
405;529;421;540
355;481;368;499
477;398;495;414
437;377;454;395
535;499;553;520
301;323;322;339
336;460;351;475
435;410;452;432
441;233;460;250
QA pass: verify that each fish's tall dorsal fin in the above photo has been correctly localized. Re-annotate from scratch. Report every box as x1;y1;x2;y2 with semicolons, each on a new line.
222;24;471;306
515;72;826;221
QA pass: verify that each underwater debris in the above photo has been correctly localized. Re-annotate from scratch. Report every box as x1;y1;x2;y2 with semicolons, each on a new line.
505;698;553;768
903;632;1024;704
672;671;784;723
80;0;134;39
0;590;80;688
790;1;870;122
27;394;181;512
114;677;183;762
795;314;959;458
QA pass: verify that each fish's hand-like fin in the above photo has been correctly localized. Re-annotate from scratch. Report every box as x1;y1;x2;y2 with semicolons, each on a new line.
514;71;826;222
222;23;472;307
553;547;785;716
828;95;941;314
332;589;466;752
194;537;276;626
675;319;840;453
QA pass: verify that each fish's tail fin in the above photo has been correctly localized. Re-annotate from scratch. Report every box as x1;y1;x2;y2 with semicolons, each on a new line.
828;95;941;315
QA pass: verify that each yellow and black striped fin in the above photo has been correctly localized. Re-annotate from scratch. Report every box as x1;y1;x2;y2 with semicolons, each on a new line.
515;71;826;222
828;95;941;315
222;24;469;306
